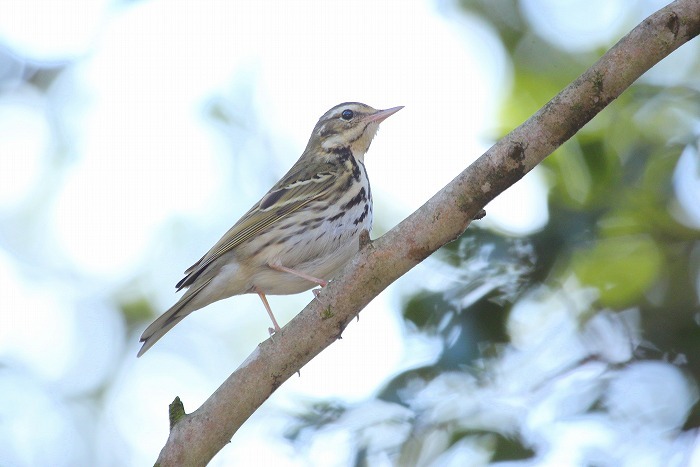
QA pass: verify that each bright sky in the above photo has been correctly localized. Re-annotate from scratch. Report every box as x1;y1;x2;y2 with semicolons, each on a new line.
1;0;693;465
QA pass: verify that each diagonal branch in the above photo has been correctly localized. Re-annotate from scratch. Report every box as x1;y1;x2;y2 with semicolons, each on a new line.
154;1;700;465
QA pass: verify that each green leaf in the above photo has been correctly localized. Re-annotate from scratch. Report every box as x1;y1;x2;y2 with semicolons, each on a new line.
572;235;663;308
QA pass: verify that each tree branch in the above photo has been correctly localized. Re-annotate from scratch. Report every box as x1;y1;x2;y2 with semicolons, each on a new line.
154;1;700;464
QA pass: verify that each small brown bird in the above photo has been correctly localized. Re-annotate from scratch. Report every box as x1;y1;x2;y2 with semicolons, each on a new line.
138;102;403;356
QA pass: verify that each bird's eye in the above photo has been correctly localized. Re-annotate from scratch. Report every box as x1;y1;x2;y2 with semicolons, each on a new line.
341;109;354;120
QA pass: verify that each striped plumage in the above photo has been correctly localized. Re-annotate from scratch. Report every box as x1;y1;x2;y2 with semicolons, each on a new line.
138;102;402;356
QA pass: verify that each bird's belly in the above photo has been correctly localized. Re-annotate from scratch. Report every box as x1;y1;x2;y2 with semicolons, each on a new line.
250;248;352;295
249;199;372;295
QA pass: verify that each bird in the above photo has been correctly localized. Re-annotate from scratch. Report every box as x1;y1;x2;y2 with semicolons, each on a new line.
137;102;403;356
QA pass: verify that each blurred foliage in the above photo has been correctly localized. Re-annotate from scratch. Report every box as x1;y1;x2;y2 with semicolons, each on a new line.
120;295;157;326
287;1;700;464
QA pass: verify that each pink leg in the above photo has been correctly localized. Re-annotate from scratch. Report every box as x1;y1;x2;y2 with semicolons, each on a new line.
268;262;328;287
256;290;282;333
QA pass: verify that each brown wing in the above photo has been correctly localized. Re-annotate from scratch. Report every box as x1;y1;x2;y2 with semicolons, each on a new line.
176;158;339;290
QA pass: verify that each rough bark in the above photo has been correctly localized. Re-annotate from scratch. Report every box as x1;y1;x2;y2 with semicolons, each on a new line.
155;1;700;465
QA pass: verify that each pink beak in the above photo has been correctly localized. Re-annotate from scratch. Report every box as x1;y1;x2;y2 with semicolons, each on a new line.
366;106;404;123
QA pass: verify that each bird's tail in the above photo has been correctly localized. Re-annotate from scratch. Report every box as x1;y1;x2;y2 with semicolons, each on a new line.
137;278;213;357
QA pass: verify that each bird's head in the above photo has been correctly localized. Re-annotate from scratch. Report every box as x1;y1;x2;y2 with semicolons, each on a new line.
307;102;403;160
